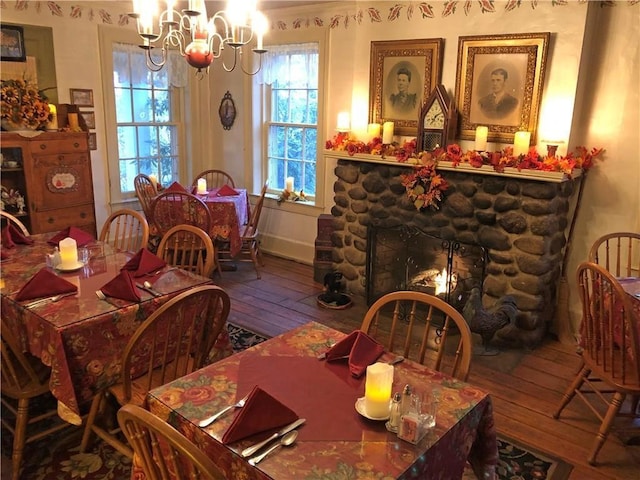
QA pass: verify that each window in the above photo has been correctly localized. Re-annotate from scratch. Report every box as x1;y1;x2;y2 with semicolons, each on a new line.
112;43;180;196
264;43;319;197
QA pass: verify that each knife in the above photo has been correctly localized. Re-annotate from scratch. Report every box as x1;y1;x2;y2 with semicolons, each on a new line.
241;418;305;458
135;283;162;297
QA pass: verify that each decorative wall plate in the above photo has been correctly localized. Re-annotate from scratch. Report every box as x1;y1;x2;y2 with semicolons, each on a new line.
219;91;236;130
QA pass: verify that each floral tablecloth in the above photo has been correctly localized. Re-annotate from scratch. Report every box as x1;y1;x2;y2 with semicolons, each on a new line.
0;234;214;424
199;187;249;257
145;322;497;480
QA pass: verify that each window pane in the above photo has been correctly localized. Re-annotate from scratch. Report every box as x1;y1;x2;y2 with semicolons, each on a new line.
117;126;137;159
114;87;133;123
303;129;317;161
137;126;158;158
286;127;303;160
290;90;308;124
268;158;285;191
154;89;170;122
273;90;289;122
133;89;153;122
308;90;318;123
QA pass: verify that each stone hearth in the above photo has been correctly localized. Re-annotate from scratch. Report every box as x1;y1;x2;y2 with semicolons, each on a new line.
328;157;578;349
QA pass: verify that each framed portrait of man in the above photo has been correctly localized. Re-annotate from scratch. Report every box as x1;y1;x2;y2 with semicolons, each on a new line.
455;33;550;144
369;39;444;137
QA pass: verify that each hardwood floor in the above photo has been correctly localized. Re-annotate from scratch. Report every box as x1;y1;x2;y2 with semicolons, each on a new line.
216;254;640;480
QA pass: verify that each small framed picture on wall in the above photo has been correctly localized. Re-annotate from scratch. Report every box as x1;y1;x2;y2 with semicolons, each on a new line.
1;24;26;62
80;111;95;129
70;88;94;107
88;132;97;151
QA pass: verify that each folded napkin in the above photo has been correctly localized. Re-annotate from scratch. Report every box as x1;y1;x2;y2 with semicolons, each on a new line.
216;184;240;196
165;181;188;193
47;226;95;247
325;330;385;378
99;271;141;302
121;248;166;277
1;224;34;248
15;268;78;302
221;386;298;444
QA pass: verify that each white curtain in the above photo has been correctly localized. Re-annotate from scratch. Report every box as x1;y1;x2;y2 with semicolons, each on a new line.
260;42;318;86
113;43;188;88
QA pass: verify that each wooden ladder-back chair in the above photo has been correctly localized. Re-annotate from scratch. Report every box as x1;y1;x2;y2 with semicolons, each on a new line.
589;232;640;278
553;262;640;465
80;285;231;457
1;318;74;480
360;291;474;382
218;180;268;279
118;404;225;480
134;174;158;219
191;169;235;190
150;191;212;239
157;225;216;278
0;210;30;235
99;208;150;253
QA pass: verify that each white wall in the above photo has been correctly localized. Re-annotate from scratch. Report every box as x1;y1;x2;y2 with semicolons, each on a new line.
4;0;639;336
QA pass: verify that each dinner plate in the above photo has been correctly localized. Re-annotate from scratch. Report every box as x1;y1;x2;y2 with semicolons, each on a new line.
355;397;390;421
55;261;85;272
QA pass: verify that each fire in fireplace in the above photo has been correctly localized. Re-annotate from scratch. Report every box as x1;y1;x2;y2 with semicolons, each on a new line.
366;225;488;314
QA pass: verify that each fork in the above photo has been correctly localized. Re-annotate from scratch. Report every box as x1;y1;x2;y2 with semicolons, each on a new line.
198;394;250;427
24;292;75;308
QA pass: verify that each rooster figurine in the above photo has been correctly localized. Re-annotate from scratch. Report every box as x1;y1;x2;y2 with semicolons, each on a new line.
462;287;518;355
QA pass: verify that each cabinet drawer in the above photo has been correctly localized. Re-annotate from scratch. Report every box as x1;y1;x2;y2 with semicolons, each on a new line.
31;206;96;236
30;136;88;155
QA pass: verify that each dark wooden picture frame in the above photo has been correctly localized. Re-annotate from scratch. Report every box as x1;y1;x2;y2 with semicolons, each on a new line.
454;32;550;144
1;24;26;62
218;91;236;130
369;38;444;137
70;88;94;107
80;111;95;129
88;132;97;151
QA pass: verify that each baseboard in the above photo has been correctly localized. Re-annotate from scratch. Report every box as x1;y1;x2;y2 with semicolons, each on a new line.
260;233;314;265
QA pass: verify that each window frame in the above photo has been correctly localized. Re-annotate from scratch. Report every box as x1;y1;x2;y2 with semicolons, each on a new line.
98;26;187;207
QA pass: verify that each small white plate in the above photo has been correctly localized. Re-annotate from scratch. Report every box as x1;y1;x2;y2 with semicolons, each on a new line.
55;261;85;272
355;397;390;421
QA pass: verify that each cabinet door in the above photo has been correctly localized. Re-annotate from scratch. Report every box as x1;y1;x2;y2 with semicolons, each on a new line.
26;152;95;212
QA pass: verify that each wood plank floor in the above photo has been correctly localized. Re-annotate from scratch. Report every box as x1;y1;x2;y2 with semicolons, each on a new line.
217;255;640;480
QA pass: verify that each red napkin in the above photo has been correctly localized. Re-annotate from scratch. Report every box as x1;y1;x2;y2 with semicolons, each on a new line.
216;184;239;196
325;330;385;378
99;271;141;302
1;224;34;248
15;268;78;302
121;248;166;277
221;385;298;444
47;227;95;247
165;181;188;193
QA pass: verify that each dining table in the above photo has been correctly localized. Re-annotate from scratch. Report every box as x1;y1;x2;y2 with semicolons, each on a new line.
0;232;215;425
145;321;498;480
196;186;250;257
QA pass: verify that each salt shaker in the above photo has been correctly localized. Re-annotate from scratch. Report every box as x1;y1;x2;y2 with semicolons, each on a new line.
52;247;61;267
386;392;402;433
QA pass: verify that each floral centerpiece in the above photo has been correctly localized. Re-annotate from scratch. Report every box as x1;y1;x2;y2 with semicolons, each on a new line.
1;78;51;131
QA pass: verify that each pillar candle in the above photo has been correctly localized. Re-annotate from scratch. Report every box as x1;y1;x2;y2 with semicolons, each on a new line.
382;122;394;144
285;176;294;192
149;174;158;189
68;113;79;130
197;178;207;194
364;362;394;418
337;112;350;132
367;123;381;139
59;237;78;268
47;104;58;132
513;131;531;157
474;126;488;151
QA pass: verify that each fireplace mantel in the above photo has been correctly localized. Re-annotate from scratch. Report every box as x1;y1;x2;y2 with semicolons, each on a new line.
324;150;581;183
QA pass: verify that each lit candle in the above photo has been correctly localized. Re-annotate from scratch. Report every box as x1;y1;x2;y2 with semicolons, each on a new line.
337;112;350;132
367;123;381;139
197;178;207;194
364;362;394;418
513;131;531;157
149;174;158;190
382;122;394;144
68;113;79;130
47;104;58;132
475;126;488;151
59;237;78;269
285;176;294;192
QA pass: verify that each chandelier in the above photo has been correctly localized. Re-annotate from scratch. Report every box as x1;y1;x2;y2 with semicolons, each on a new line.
130;0;268;74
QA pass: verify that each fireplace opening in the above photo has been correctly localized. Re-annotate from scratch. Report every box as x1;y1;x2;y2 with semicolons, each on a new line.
366;225;488;315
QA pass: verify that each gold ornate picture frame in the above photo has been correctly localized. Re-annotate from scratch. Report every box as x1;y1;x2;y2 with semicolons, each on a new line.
369;38;444;137
455;32;550;144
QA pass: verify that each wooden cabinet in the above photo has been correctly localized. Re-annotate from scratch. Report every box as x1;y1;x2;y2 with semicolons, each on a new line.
0;132;96;236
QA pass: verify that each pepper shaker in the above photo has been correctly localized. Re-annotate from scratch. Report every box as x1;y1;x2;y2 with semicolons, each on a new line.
386;392;402;433
401;384;412;415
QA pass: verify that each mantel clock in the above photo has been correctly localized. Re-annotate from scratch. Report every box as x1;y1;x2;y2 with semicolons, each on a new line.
417;84;457;152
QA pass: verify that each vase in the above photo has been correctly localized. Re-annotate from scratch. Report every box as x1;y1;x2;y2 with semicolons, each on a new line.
1;119;40;133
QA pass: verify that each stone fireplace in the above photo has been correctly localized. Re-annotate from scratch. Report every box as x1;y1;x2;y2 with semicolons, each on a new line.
328;156;578;349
